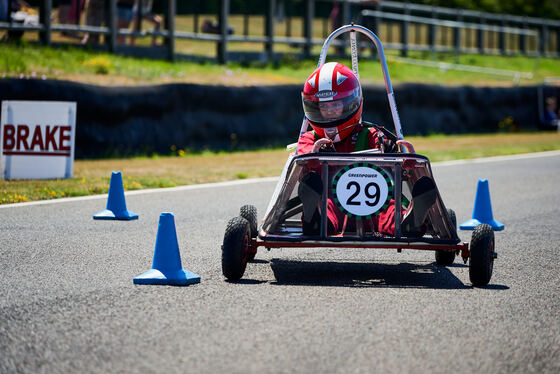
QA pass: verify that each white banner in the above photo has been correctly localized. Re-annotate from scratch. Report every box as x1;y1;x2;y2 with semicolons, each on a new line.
1;101;76;179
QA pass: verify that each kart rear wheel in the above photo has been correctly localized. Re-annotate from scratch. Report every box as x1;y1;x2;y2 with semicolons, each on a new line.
222;216;251;281
239;205;258;261
435;208;457;266
469;224;495;287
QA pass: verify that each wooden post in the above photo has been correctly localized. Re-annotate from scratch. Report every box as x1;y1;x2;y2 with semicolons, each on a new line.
243;0;249;37
400;2;409;57
134;0;144;42
166;0;176;61
372;1;380;34
540;24;548;56
266;0;276;61
336;0;351;57
107;0;117;52
286;0;292;38
39;0;52;45
342;0;350;23
194;0;199;33
217;0;230;64
465;20;472;49
371;1;381;58
428;7;437;57
76;0;81;26
557;27;560;57
303;0;314;59
477;14;485;54
453;9;462;58
519;17;528;55
7;0;12;25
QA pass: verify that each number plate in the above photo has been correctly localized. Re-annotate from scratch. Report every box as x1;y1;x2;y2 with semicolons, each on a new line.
332;163;393;219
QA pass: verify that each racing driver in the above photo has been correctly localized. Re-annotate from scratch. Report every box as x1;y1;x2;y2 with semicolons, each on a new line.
297;62;436;237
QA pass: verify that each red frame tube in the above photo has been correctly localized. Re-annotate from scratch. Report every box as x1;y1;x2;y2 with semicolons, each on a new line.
248;240;471;262
251;239;468;252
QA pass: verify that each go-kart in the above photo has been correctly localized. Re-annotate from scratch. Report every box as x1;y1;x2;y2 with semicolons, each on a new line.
221;24;496;287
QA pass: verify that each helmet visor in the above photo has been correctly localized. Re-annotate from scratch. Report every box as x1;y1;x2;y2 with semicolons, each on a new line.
302;88;361;128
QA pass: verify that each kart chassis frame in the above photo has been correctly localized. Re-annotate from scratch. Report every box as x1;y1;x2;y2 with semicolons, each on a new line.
252;153;471;264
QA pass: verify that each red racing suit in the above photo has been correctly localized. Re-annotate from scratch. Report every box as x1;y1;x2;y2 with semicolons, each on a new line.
296;123;402;236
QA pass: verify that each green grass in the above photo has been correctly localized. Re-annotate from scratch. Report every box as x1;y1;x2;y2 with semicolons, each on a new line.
1;132;559;204
3;12;558;85
1;40;559;86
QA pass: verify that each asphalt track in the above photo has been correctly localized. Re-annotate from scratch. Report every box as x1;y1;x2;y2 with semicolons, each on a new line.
1;151;559;374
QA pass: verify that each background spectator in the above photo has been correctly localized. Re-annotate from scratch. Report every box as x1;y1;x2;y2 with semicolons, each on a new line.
58;0;85;38
58;0;72;26
330;1;341;32
116;0;135;45
202;19;234;35
1;0;37;42
81;0;104;44
543;96;560;130
131;0;161;46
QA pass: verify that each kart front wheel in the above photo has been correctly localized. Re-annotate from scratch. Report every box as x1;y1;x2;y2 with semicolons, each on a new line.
222;216;251;281
469;224;495;287
435;208;457;266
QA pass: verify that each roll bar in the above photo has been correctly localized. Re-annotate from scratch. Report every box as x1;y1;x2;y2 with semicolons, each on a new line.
296;24;404;151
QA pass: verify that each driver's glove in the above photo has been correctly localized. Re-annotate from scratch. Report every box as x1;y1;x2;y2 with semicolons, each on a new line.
319;143;336;153
312;138;335;153
377;132;399;153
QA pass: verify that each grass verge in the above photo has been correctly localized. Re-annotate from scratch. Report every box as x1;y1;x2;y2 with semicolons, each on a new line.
1;41;559;87
1;132;559;204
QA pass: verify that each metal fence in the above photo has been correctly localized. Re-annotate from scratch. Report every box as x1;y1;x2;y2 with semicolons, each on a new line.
1;0;559;63
360;0;558;57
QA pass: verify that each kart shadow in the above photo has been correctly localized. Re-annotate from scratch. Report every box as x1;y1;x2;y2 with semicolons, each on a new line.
249;259;270;264
226;279;267;285
269;259;469;289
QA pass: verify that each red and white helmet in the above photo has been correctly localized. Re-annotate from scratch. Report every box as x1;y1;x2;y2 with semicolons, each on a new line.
302;62;362;142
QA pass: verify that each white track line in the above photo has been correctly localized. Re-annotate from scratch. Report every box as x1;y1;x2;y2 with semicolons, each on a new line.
432;149;560;167
0;177;279;209
2;150;559;209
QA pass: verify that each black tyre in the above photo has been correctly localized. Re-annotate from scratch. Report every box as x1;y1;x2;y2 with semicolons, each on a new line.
435;208;457;266
469;224;495;287
239;205;258;261
239;205;258;238
222;216;251;281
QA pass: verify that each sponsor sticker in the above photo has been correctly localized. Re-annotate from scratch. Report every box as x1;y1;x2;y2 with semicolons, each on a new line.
332;163;393;219
314;90;337;99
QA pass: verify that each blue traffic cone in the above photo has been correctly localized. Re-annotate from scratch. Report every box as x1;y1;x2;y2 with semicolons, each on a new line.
133;212;200;286
93;171;138;220
460;179;504;231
